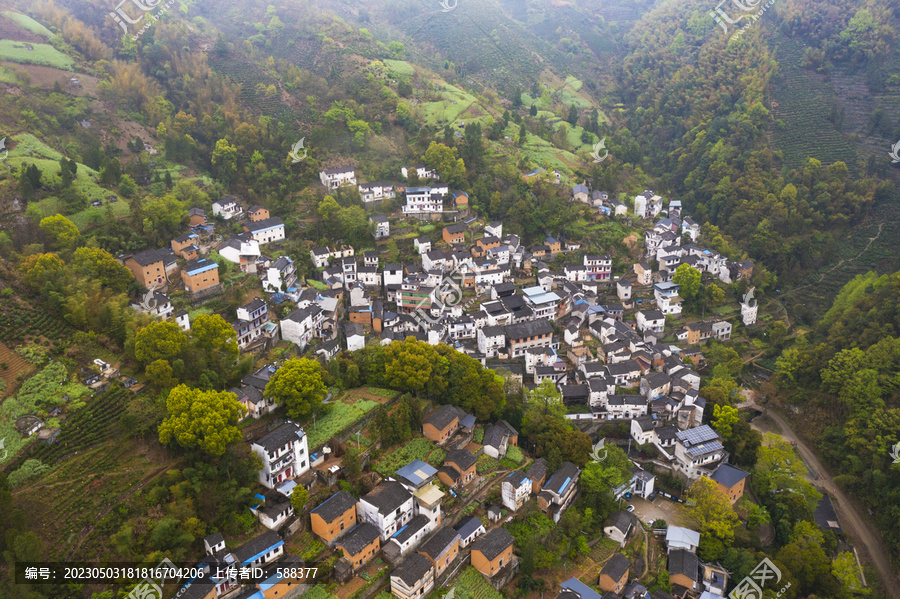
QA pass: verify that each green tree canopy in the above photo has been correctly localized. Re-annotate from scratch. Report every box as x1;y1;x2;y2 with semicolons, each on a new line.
673;264;702;300
158;385;245;455
135;321;188;365
264;358;327;421
71;247;134;292
190;314;239;379
687;477;739;542
39;214;81;251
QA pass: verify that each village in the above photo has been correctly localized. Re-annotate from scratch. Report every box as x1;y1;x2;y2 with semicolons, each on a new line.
114;166;768;599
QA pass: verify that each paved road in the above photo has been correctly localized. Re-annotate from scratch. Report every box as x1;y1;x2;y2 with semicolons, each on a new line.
745;394;899;598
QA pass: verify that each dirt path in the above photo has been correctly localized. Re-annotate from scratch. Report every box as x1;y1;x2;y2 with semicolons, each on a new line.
745;392;899;598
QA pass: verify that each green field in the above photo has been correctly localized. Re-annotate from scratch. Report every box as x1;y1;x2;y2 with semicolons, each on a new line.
306;397;380;449
0;40;73;69
383;59;414;77
2;11;54;38
449;567;505;599
373;437;446;476
414;83;481;126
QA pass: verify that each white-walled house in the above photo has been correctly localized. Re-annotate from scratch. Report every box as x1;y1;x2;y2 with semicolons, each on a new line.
280;305;324;350
320;167;357;189
251;421;310;489
357;481;416;540
244;217;285;245
212;197;243;220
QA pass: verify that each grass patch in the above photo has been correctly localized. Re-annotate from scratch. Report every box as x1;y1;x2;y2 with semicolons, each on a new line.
307;279;329;291
373;437;446;476
364;387;399;399
306;398;380;449
0;64;28;84
297;586;337;599
476;454;500;474
383;59;414;77
450;568;505;599
505;445;524;464
0;40;73;69
2;11;54;38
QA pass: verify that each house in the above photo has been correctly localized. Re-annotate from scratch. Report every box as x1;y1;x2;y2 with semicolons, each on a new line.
709;463;749;504
417;526;460;576
171;232;200;259
617;279;632;302
501;471;531;512
438;449;477;488
131;290;174;319
665;526;700;554
741;288;758;326
301;487;355;542
280;305;324;350
123;248;175;287
559;578;602;599
483;420;518;459
573;184;589;203
584;255;612;281
370;215;390;239
359;182;395;203
414;236;432;255
344;322;365;352
335;522;381;570
188;207;207;226
403;186;448;214
454;516;486;548
244;217;286;245
635;310;666;334
232;530;285;569
251;421;310;489
248;205;270;222
203;532;226;555
667;548;699;593
252;497;294;530
538;462;580;522
526;458;548;494
319;167;357;189
310;247;331;269
599;553;631;594
390;553;435;599
233;298;269;349
506;319;555;358
212;197;242;219
604;511;638;547
402;165;439;180
423;404;471;444
453;190;469;209
634;262;652;285
384;515;432;562
264;256;297;293
443;223;466;245
674;425;727;479
701;563;729;597
358;481;415;540
470;527;515;577
182;258;221;297
485;221;502;238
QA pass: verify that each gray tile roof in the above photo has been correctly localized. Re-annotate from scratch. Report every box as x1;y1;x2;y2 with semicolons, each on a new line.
361;481;412;515
710;463;749;488
600;553;631;581
417;526;460;560
336;522;379;556
667;548;698;580
253;422;304;452
392;553;433;586
311;491;356;524
470;527;514;561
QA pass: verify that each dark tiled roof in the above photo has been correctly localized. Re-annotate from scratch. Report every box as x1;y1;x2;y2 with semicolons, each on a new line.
417;527;460;560
232;530;283;564
470;527;514;561
336;522;379;556
129;248;170;266
361;481;412;515
392;514;430;545
254;422;304;452
392;553;433;586
526;458;548;483
710;463;749;489
606;510;637;534
600;553;631;581
311;491;356;524
454;516;484;539
445;449;476;471
424;404;465;431
667;548;698;580
505;470;529;487
543;462;579;495
505;318;553;341
247;217;284;232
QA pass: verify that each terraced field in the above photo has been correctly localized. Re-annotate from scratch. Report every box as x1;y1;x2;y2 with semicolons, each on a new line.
769;35;856;171
208;55;301;123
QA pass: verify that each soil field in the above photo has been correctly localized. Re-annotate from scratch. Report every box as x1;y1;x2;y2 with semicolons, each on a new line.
0;341;35;399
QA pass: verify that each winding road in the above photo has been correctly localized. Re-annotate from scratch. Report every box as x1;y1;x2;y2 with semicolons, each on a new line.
744;392;899;598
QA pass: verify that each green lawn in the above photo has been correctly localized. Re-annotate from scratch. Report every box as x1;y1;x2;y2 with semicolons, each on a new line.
0;40;73;69
383;59;414;77
373;437;445;476
450;567;505;599
2;11;54;38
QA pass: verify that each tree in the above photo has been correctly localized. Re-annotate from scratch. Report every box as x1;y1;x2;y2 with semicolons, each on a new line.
135;321;188;365
264;358;327;421
384;339;448;398
423;142;466;188
211;138;238;183
290;485;309;513
39;214;81;251
831;551;863;593
158;385;245;455
579;445;632;510
753;434;822;509
190;314;239;379
146;359;178;389
20;252;66;291
711;404;739;440
119;174;138;198
71;247;134;292
567;104;578;126
529;104;537;117
686;477;739;542
673;264;702;300
519;122;528;145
